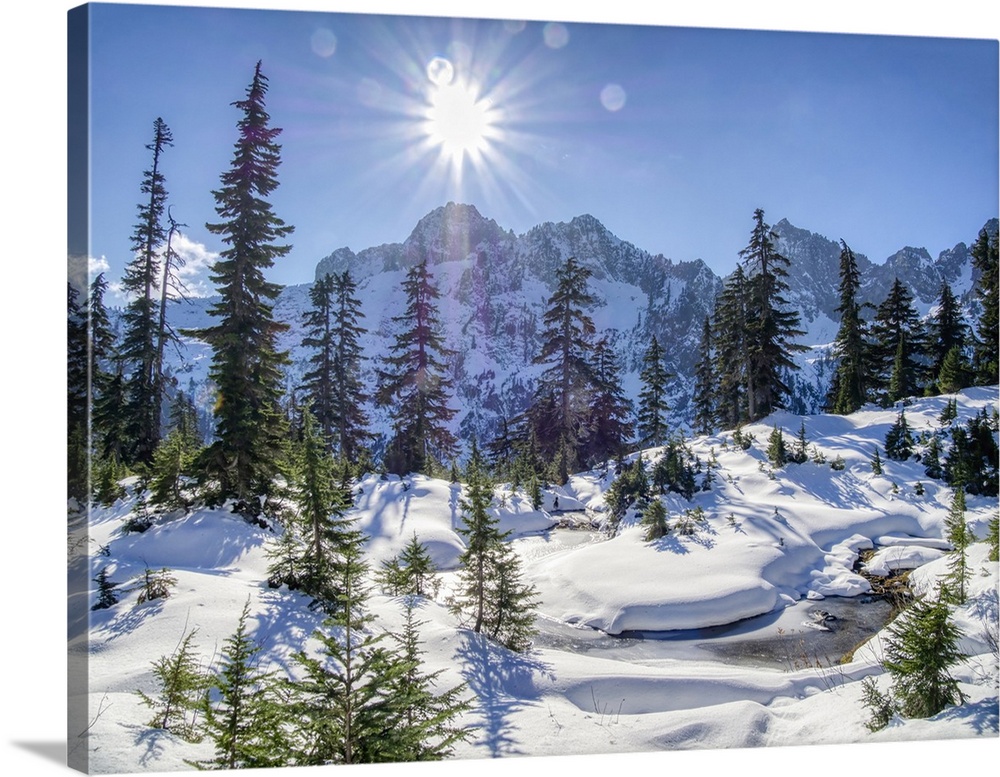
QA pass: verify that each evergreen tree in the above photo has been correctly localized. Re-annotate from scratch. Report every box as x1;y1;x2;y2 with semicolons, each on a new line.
196;600;287;770
286;533;403;765
828;241;871;414
871;447;884;476
531;256;598;480
766;426;786;467
884;410;914;461
377;260;457;476
936;346;970;396
376;533;439;599
293;409;356;610
636;336;672;448
986;513;999;563
450;444;502;635
641;498;669;541
67;282;90;501
450;444;539;651
870;278;927;404
692;317;716;435
939;397;959;426
605;454;650;523
331;271;371;464
88;273;117;402
484;539;540;652
651;437;697;500
923;434;944;480
927;282;969;393
186;62;293;516
712;265;750;429
149;391;202;510
137;627;208;741
970;223;999;385
120;117;173;466
944;410;999;496
790;420;809;464
881;594;965;719
738;209;806;421
92;567;120;611
941;488;973;605
585;336;633;467
300;273;338;449
384;599;472;760
302;271;371;461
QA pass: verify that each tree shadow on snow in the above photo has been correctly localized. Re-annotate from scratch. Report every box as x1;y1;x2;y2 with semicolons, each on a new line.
454;631;553;758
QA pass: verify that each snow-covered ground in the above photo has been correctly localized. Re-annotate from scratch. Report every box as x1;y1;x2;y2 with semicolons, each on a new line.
64;388;999;775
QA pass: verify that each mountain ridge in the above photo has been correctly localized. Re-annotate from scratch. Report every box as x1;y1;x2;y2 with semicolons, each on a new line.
164;204;995;452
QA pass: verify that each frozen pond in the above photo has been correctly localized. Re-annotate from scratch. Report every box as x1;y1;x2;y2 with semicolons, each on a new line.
517;527;894;670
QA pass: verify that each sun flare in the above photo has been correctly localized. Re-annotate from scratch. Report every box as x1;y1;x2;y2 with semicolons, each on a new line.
424;82;496;162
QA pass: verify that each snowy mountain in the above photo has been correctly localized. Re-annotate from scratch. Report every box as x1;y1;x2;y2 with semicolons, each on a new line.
72;387;1000;773
162;204;993;454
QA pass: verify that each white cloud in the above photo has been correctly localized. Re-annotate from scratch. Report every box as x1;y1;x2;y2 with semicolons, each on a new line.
168;232;218;299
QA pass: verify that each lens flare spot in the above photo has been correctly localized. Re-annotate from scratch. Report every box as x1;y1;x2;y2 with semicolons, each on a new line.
310;27;337;58
543;22;570;49
600;83;627;112
426;56;455;87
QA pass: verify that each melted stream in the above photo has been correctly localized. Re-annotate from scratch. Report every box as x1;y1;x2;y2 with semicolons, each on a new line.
519;526;894;670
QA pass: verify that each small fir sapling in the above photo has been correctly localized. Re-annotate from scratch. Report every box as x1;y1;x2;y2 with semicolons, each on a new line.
92;567;120;610
132;567;177;604
641;498;669;541
871;447;884;475
137;628;208;741
860;677;896;732
767;426;787;467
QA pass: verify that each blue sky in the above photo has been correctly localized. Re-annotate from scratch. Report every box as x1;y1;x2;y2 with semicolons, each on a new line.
76;1;998;297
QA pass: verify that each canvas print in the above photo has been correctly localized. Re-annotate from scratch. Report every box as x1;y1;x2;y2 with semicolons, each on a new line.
67;2;999;774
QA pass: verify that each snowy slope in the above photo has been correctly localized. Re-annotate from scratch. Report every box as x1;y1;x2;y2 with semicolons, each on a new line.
71;388;999;774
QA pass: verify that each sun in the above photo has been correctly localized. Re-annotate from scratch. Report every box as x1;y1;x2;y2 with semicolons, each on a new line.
421;56;498;167
425;83;494;160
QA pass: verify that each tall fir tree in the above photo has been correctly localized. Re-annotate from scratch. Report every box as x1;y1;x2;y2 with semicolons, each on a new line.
331;271;371;464
870;278;926;404
738;209;805;421
68;283;90;501
120;117;173;466
827;241;871;414
970;223;999;385
927;282;969;394
636;336;672;448
300;273;339;451
712;265;750;429
531;256;598;481
187;62;293;516
692;317;716;435
585;336;633;467
377;260;457;476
